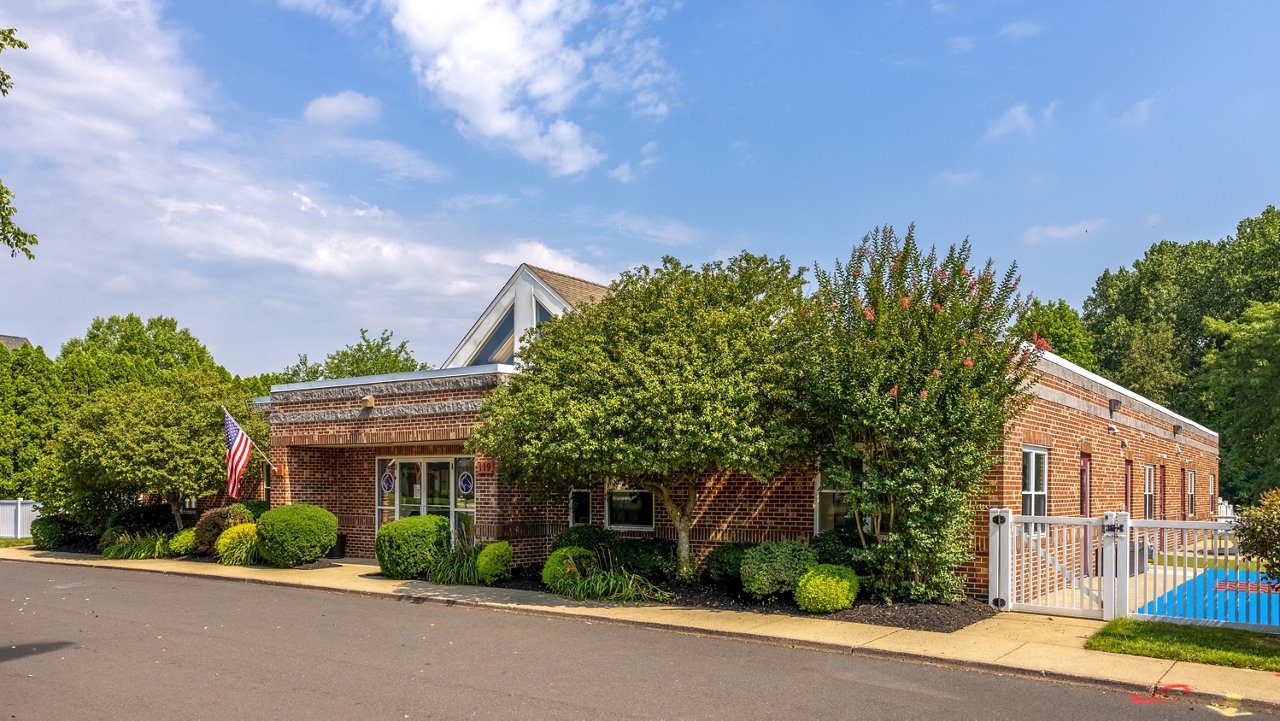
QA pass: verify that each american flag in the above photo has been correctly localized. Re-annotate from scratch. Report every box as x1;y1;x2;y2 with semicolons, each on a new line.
224;409;254;500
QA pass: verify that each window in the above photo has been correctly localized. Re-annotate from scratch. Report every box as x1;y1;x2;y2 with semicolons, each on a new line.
182;494;199;511
1079;453;1092;516
1124;460;1133;514
569;489;591;526
1021;447;1048;534
816;489;850;533
606;490;654;530
1187;470;1196;518
1144;465;1155;519
468;305;516;365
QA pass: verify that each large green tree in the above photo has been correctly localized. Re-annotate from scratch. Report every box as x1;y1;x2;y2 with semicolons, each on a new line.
801;226;1039;601
1202;302;1280;505
1011;298;1099;371
469;254;810;577
1;27;37;260
58;365;267;530
0;343;65;498
57;313;216;398
250;328;431;392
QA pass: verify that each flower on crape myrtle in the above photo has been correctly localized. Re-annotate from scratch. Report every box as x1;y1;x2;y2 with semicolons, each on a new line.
829;302;838;310
863;307;875;321
901;296;911;309
957;338;965;346
889;385;898;397
963;357;974;368
938;269;948;282
932;368;941;377
920;389;928;399
933;303;942;311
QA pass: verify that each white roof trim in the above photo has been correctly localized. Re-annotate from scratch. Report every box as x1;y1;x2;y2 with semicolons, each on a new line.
441;264;572;368
1036;350;1217;438
270;364;515;393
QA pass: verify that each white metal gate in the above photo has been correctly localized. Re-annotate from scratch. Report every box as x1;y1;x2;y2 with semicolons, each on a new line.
0;498;39;539
989;509;1279;632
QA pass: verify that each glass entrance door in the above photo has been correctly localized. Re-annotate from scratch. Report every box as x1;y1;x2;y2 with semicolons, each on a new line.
376;457;476;541
424;461;451;519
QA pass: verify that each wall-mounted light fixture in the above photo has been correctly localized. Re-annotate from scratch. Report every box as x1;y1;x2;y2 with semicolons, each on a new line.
361;395;375;408
1172;424;1182;437
1108;398;1122;418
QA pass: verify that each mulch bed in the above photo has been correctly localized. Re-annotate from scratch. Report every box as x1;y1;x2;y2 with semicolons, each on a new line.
494;568;995;633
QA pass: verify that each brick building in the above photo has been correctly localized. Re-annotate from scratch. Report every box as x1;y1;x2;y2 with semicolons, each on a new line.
264;264;1218;583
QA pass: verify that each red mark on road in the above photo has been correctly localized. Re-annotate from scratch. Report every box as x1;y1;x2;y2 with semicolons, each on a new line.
1159;684;1194;694
1129;694;1169;705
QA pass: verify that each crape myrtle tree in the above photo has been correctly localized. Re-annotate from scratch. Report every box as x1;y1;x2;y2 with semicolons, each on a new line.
58;364;268;530
468;253;810;578
801;226;1040;601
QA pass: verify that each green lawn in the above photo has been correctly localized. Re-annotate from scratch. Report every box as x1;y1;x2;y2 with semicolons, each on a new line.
0;537;32;548
1085;618;1280;672
1152;554;1260;572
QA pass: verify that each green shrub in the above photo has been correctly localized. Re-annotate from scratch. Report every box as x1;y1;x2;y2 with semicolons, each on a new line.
107;503;177;535
30;515;89;551
1235;489;1280;585
98;526;128;553
702;542;756;586
740;540;818;600
215;523;260;566
101;531;173;560
795;564;860;613
550;525;619;552
256;504;338;568
239;500;271;519
561;567;673;603
812;529;857;566
194;505;256;554
431;542;481;585
612;537;676;580
169;527;197;556
541;546;599;593
477;541;514;585
375;515;450;579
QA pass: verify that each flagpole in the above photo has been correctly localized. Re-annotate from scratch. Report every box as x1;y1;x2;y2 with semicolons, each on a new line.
222;406;278;472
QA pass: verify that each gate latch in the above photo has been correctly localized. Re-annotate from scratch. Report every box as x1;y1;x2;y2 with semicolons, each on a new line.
992;515;1007;525
1103;523;1125;534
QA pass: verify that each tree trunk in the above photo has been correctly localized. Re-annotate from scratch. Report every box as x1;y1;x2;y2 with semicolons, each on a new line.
654;478;700;580
168;494;184;530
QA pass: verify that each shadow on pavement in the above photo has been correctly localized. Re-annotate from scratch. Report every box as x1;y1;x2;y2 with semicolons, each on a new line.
0;640;75;663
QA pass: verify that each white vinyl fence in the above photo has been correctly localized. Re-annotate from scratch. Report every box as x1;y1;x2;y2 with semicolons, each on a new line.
989;508;1278;633
1;498;39;539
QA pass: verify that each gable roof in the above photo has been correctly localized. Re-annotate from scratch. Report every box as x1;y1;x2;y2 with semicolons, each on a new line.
1;335;30;350
526;265;609;307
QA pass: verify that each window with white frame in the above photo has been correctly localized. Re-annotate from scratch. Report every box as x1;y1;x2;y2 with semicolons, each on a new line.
182;494;199;511
1186;470;1196;518
816;488;850;534
569;489;591;526
1021;446;1048;534
606;489;654;530
1144;465;1156;519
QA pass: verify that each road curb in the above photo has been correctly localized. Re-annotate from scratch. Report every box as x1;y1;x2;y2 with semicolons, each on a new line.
4;553;1277;713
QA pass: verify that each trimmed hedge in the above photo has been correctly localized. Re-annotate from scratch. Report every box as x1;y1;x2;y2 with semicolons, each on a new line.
169;527;197;556
30;515;88;551
541;546;599;594
740;540;818;600
107;503;177;535
476;541;513;585
795;564;860;613
702;542;756;587
194;505;256;555
256;504;337;568
375;515;450;580
215;523;260;566
550;525;619;552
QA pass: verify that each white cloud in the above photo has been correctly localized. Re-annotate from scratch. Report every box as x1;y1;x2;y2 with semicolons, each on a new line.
1040;100;1059;123
930;2;953;15
999;21;1045;40
316;135;447;181
607;210;701;245
278;0;371;26
1022;218;1106;244
377;0;676;176
1120;97;1155;127
482;240;612;284
940;170;980;189
304;90;382;126
639;140;659;166
948;36;976;54
441;193;517;211
609;162;635;184
984;103;1034;140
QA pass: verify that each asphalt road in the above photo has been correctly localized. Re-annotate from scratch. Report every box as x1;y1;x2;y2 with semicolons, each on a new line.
0;561;1235;720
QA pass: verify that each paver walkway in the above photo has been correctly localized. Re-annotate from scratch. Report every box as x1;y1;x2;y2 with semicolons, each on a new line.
3;546;1277;713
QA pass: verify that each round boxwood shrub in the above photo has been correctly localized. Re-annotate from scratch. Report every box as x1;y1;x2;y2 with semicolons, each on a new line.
215;523;260;566
194;505;256;555
256;504;338;568
107;503;177;535
550;525;619;553
740;540;818;600
541;546;599;594
30;515;88;551
239;500;271;519
795;564;860;613
169;527;197;556
702;542;757;587
375;515;450;580
476;541;514;585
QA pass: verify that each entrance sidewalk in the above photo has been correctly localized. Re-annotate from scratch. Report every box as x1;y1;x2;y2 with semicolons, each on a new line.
2;546;1276;713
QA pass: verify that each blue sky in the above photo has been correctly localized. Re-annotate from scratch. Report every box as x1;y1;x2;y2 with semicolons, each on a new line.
2;1;1277;375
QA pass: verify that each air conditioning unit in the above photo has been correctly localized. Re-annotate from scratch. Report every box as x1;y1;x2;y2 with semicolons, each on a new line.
1096;542;1148;576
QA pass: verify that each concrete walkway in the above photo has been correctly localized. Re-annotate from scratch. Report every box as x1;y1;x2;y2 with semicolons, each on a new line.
3;546;1277;713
